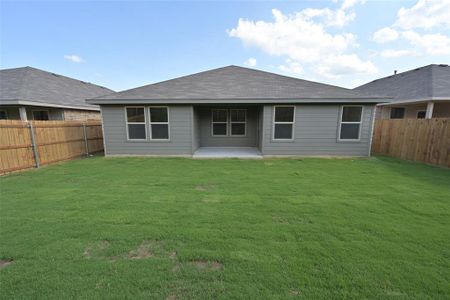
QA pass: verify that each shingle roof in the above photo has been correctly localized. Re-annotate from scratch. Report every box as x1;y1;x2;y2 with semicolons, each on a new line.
88;65;387;104
0;66;114;110
354;64;450;102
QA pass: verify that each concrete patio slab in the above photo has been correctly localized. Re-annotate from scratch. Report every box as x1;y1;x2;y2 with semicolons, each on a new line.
193;147;263;159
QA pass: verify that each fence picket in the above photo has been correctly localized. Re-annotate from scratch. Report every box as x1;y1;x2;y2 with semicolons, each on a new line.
0;120;103;174
372;118;450;167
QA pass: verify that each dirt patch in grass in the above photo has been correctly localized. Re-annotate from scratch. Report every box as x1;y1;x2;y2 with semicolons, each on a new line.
166;294;177;300
289;289;300;296
0;259;13;269
191;260;223;271
202;196;221;203
84;240;110;259
128;241;155;259
272;215;312;225
195;184;217;192
171;264;181;272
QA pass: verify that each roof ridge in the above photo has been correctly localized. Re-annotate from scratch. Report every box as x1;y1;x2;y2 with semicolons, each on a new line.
356;64;440;88
100;65;233;98
1;66;113;92
102;65;367;99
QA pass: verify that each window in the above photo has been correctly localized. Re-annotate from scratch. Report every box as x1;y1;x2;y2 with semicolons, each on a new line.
0;110;7;120
339;106;362;141
390;107;405;119
230;109;246;136
273;106;295;140
212;109;228;136
32;110;49;120
126;107;146;140
417;111;426;119
149;107;169;140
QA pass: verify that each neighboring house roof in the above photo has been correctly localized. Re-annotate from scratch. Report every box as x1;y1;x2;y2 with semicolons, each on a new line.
87;65;389;105
354;64;450;105
0;66;114;111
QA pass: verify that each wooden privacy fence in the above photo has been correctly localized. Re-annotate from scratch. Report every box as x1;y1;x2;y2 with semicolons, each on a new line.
0;120;103;174
371;118;450;167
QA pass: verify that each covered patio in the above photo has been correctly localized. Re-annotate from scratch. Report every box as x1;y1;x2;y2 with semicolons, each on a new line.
192;105;264;157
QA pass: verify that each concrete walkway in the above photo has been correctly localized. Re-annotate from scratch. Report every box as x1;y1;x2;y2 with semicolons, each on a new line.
193;147;263;159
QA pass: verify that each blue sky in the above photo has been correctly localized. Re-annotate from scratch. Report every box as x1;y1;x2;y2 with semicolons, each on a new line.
1;0;449;91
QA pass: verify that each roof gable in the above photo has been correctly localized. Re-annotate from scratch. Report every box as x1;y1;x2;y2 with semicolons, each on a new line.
0;66;114;109
91;65;384;103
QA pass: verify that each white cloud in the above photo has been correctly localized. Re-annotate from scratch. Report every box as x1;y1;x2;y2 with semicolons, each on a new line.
373;0;450;56
244;58;257;67
299;7;356;28
316;54;377;79
373;27;399;43
394;0;450;30
349;78;364;88
402;30;450;55
340;0;366;11
228;9;357;64
64;55;84;63
278;60;303;74
380;49;416;58
228;6;376;79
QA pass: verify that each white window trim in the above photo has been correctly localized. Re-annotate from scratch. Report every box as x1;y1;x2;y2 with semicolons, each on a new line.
416;110;426;119
230;109;247;137
211;108;228;137
149;106;170;141
31;109;50;120
338;105;363;142
125;106;147;141
0;109;8;120
272;105;295;141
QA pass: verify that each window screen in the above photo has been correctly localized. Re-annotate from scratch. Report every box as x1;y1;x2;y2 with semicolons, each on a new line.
126;107;146;140
212;109;228;136
273;106;294;140
230;109;246;136
32;110;49;120
149;107;169;140
339;106;362;140
390;107;405;119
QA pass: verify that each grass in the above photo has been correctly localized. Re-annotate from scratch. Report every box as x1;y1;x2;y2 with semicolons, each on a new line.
0;156;449;299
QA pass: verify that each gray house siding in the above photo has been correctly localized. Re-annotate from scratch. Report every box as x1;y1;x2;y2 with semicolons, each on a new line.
261;104;375;156
100;103;375;157
197;106;259;147
101;105;192;156
191;106;200;152
257;107;264;150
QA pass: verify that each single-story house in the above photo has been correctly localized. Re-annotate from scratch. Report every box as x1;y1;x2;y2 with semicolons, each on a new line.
87;66;389;158
0;66;114;121
354;64;450;120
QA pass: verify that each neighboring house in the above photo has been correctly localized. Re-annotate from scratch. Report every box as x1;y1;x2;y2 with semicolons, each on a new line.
0;66;114;121
87;66;388;158
355;64;450;120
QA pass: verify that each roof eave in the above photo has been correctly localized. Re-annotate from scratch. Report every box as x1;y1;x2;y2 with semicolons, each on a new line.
377;97;450;106
86;97;390;105
0;99;100;111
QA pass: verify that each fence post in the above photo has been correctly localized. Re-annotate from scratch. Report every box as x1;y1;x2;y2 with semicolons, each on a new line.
83;123;89;156
28;121;40;168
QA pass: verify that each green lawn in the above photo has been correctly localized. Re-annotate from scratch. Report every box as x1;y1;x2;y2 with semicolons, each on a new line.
1;156;449;299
